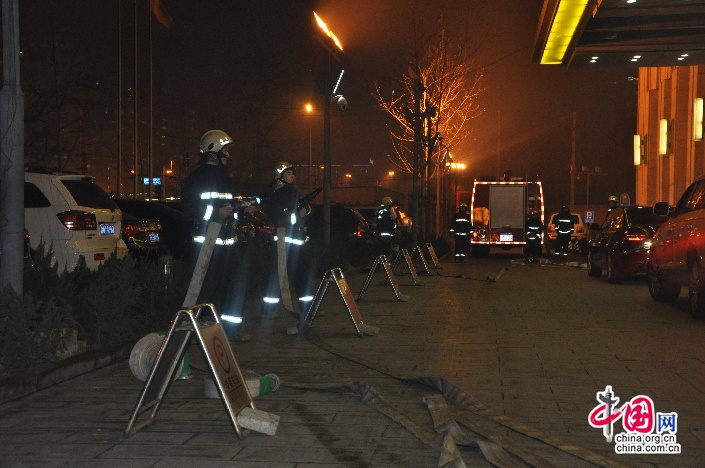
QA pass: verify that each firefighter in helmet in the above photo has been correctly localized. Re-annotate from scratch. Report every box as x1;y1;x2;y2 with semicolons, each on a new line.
554;205;575;259
262;161;315;325
449;203;472;262
607;195;619;216
181;130;252;340
181;130;236;296
375;196;398;257
524;209;544;262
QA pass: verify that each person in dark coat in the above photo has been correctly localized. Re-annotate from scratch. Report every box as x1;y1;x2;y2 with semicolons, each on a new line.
262;161;314;326
449;203;472;262
375;196;397;258
181;129;251;340
554;205;575;259
524;210;544;262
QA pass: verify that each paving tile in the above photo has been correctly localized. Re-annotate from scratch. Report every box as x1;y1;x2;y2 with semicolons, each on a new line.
3;257;705;467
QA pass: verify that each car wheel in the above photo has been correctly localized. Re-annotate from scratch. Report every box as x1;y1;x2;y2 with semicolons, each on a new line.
587;250;602;277
647;259;680;302
607;254;624;284
689;261;705;319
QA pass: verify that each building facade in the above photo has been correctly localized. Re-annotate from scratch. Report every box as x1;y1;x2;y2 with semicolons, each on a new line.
635;66;705;206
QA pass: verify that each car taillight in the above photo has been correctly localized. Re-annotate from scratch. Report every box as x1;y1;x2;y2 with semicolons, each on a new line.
56;210;97;230
122;223;140;237
356;226;365;237
625;231;648;243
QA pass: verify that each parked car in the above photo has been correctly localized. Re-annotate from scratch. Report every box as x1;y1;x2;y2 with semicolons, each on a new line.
546;211;587;254
24;168;129;271
351;205;380;232
648;175;705;317
350;204;412;246
119;211;163;260
306;203;373;244
586;205;668;283
113;198;193;259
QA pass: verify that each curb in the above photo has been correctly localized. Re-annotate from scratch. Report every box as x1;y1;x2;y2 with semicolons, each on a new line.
0;343;132;404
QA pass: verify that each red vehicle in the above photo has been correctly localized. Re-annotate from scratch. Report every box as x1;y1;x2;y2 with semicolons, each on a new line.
458;179;545;256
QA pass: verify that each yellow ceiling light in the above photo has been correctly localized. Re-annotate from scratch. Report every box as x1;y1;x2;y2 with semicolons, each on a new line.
540;0;590;65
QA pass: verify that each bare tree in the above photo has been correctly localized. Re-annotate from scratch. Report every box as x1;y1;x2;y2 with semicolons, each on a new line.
374;23;484;240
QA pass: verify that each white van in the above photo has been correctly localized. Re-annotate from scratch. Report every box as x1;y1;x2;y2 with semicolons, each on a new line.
24;169;129;271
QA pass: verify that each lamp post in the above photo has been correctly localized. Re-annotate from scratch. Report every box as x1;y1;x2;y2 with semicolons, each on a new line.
312;11;344;248
575;166;606;206
305;103;313;192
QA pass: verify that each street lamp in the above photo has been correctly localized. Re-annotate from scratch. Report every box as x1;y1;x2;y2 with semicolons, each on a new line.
305;103;314;192
312;11;344;248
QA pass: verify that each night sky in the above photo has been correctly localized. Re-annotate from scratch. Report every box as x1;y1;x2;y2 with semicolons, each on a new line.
12;0;636;210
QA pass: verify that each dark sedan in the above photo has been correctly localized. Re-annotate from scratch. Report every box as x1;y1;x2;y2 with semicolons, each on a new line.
113;198;194;259
587;205;668;283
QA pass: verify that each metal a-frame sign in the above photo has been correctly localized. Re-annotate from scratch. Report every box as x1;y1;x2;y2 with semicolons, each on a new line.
300;268;379;336
357;254;410;302
391;249;426;286
125;221;255;439
124;304;254;438
425;243;442;269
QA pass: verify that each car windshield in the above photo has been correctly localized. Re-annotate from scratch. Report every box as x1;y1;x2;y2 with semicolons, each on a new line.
62;178;117;210
625;206;668;225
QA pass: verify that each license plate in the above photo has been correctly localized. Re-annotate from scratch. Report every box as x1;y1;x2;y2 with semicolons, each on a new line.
500;233;513;242
148;232;160;243
100;223;115;236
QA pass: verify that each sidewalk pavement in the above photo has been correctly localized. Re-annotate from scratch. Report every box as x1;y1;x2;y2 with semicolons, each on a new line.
1;252;704;467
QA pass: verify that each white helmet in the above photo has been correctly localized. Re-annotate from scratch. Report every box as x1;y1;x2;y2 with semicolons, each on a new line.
382;196;393;206
273;161;294;180
199;130;233;154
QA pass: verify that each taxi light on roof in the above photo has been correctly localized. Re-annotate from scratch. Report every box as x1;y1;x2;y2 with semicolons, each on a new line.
540;0;590;65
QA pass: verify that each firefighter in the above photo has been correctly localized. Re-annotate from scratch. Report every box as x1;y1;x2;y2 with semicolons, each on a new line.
524;210;544;262
449;203;472;262
607;195;619;216
375;196;398;257
262;161;315;325
181;130;252;340
554;205;575;259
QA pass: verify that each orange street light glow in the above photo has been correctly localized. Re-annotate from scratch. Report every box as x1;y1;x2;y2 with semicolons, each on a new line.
305;103;313;113
388;171;395;176
313;11;343;51
345;173;352;178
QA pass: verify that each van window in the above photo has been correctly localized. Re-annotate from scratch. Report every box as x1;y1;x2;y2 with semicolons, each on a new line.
61;179;117;210
24;182;51;208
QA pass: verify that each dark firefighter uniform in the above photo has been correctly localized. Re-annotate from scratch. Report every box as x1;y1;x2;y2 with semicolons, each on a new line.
181;131;237;309
375;197;397;257
524;211;543;261
450;204;472;262
262;162;314;319
554;207;575;258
